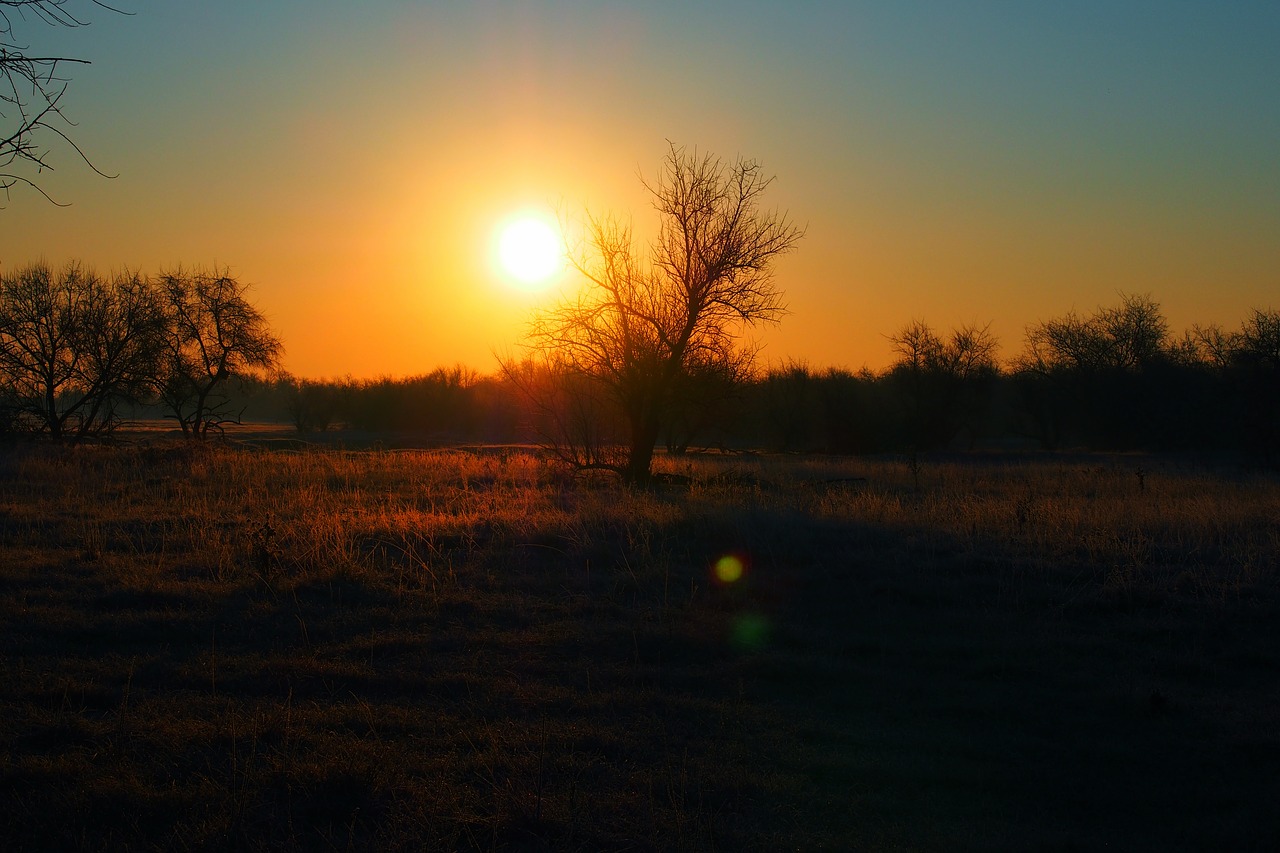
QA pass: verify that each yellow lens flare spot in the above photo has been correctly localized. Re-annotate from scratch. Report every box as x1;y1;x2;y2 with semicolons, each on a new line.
496;215;562;289
714;554;745;584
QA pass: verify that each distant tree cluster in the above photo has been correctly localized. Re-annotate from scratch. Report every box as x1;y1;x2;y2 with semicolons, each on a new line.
267;366;523;443
744;296;1279;461
1010;294;1280;457
0;262;282;439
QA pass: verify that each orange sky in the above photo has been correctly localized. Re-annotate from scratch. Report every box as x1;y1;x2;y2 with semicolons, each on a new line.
2;3;1277;378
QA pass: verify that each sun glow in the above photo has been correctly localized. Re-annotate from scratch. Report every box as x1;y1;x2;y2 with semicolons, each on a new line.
495;213;562;290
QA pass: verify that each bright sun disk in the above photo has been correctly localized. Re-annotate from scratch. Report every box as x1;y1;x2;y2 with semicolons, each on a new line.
497;216;561;289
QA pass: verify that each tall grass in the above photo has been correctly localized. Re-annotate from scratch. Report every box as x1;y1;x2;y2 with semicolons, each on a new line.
1;443;1277;851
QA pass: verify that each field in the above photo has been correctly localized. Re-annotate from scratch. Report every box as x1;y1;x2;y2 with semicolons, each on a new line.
1;442;1278;851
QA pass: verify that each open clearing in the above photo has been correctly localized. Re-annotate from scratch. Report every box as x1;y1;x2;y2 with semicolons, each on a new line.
1;444;1278;851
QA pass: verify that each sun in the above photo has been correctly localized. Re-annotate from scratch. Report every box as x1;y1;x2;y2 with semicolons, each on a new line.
495;214;562;290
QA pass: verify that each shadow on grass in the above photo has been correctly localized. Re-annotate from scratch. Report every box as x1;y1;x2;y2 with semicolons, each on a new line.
1;446;1278;850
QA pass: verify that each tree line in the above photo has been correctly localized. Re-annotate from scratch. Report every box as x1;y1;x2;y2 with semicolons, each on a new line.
761;296;1278;461
250;292;1278;464
4;260;1274;465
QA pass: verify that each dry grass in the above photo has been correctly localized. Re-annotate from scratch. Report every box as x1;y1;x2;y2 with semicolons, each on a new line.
1;443;1278;851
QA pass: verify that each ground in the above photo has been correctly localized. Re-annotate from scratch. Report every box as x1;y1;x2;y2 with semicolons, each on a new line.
1;441;1277;851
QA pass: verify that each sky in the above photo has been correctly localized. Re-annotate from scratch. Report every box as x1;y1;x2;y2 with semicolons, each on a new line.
2;1;1277;379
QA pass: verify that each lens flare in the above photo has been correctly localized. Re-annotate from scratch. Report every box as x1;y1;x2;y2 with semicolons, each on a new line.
714;554;744;584
732;613;770;650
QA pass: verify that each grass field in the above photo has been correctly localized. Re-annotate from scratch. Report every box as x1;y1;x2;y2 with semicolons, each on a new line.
1;442;1278;851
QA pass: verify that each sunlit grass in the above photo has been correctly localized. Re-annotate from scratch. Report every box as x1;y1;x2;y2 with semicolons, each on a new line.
1;443;1277;850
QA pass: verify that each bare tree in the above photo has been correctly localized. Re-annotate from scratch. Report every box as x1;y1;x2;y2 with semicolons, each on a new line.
888;320;942;371
156;267;282;439
887;320;999;451
1013;293;1173;449
0;260;164;439
1019;292;1168;375
1235;308;1280;370
512;144;803;484
1;1;122;203
1230;308;1280;462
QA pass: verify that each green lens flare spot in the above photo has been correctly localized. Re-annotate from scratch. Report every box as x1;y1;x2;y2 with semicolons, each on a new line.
732;613;770;650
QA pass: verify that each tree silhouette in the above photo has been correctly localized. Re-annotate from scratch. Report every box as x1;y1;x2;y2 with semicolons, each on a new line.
1013;293;1172;449
0;261;164;439
156;267;282;439
887;320;999;451
1019;293;1167;375
1;1;122;203
513;144;803;484
1229;308;1280;462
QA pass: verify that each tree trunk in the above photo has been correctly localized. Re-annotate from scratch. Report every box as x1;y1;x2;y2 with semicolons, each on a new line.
43;378;61;441
624;413;661;485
